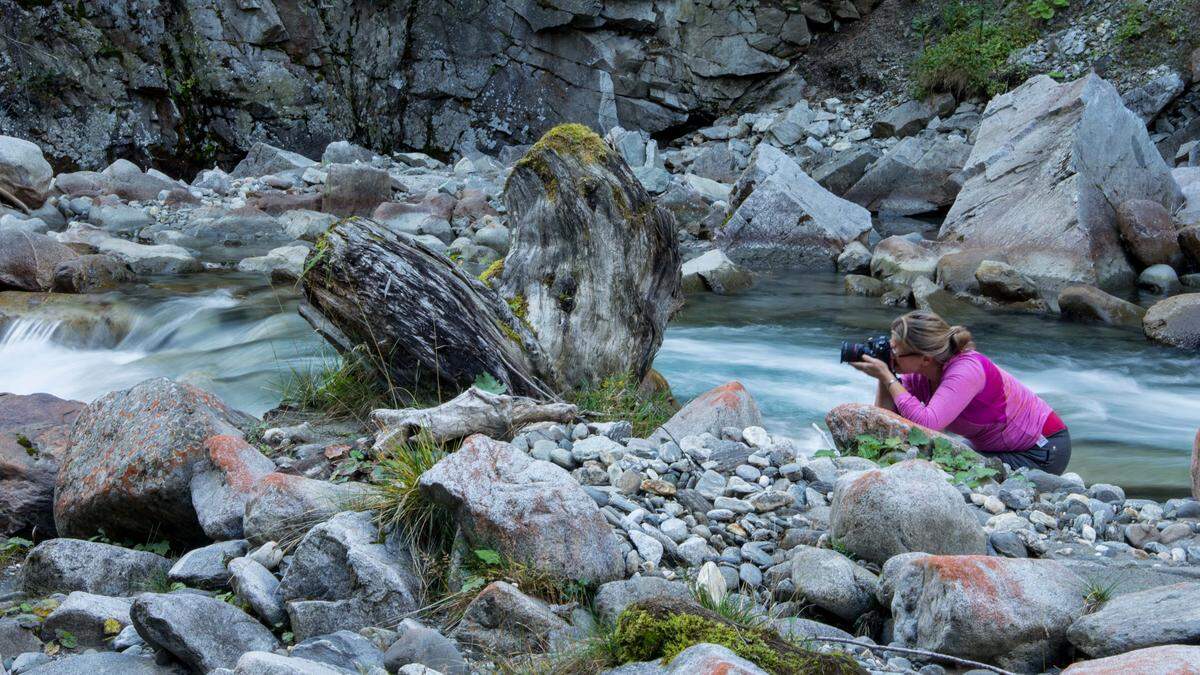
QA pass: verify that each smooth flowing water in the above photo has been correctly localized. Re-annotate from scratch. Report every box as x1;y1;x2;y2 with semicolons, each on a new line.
2;272;1197;497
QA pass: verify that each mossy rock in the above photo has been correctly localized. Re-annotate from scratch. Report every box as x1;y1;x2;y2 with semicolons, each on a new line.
612;598;865;674
511;123;611;200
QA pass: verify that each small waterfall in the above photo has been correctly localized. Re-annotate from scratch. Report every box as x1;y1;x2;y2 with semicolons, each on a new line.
0;319;62;346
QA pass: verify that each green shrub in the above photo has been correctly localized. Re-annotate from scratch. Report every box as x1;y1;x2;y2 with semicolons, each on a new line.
1115;0;1149;42
816;429;999;488
913;21;1031;98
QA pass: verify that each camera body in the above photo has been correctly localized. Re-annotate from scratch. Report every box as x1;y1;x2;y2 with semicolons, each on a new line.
840;334;893;365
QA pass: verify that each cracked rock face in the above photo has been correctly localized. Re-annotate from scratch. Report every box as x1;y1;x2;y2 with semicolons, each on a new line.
0;0;871;172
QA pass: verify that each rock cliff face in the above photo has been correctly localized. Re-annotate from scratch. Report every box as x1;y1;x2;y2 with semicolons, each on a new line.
0;0;875;173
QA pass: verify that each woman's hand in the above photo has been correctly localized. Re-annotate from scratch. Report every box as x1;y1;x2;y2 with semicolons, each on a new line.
849;354;893;383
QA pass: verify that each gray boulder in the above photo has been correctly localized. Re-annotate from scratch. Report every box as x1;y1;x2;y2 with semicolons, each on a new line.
42;592;134;648
0;616;42;657
227;556;286;627
167;540;247;590
871;95;955;139
659;381;762;441
975;259;1040;302
681;249;752;295
230;143;316;179
1058;285;1146;328
290;630;385;672
811;147;881;197
322;140;376;165
715;143;872;269
789;545;878;621
1122;70;1185;123
844;134;971;216
278;511;420;640
21;539;171;596
0;231;79;292
130;592;280;672
594;577;693;625
1068;581;1200;657
836;240;872;275
98;159;177;202
0;136;53;207
1138;264;1181;295
450;581;567;656
241;473;369;546
20;652;184;674
870;235;942;284
51;254;136;293
1144;294;1200;349
231;652;344;675
383;620;468;675
419;434;624;583
662;643;770;674
938;74;1183;289
886;554;1085;671
1116;199;1184;269
323;164;392;217
830;459;988;565
0;391;84;537
235;244;310;282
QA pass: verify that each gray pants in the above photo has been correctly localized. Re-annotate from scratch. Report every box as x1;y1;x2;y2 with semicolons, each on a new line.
986;429;1072;476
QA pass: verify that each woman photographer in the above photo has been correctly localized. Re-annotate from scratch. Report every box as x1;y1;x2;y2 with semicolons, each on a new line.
848;310;1071;475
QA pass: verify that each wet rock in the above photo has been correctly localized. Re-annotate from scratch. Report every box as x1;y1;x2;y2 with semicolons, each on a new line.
887;555;1085;671
869;236;941;284
290;629;385;672
844;134;970;216
54;224;201;275
975;259;1040;302
51;254;135;293
54;378;258;542
241;473;369;546
279;511;420;640
836;241;872;275
939;74;1183;289
1139;264;1181;295
131;592;280;672
830;460;988;564
681;249;752;295
419;434;624;583
1144;294;1200;349
1068;581;1200;657
323;164;392;217
0;136;53;207
0;392;84;536
451;581;568;656
1058;285;1146;328
594;577;692;624
659;381;762;440
715;143;872;269
167;540;247;590
383;619;468;675
1116;199;1184;269
1062;645;1200;674
936;249;1008;294
790;545;878;620
21;539;171;595
843;274;885;297
42;591;133;648
230;143;315;179
227;556;286;627
0;231;79;292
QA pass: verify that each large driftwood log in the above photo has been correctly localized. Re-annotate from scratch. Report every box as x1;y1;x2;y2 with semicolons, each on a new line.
301;217;556;399
371;387;578;448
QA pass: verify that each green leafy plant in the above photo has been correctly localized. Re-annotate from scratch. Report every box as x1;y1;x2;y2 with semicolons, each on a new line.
0;536;33;566
55;630;78;649
1115;0;1148;42
1026;0;1068;21
824;430;998;488
472;372;508;395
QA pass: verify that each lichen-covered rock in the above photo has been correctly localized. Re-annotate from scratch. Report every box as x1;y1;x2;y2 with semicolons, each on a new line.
1067;582;1200;658
42;592;134;648
716;144;872;269
0;392;84;536
1144;294;1200;349
1062;645;1200;674
659;381;762;440
241;473;370;546
830;459;988;564
419;434;624;583
938;74;1184;289
131;592;280;672
0;231;80;292
451;581;568;656
21;539;171;596
189;435;277;541
54;378;258;542
886;555;1085;671
1057;285;1146;328
497;124;682;390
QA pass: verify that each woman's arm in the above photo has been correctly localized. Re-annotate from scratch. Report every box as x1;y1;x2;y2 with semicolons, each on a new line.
875;379;897;412
892;359;985;431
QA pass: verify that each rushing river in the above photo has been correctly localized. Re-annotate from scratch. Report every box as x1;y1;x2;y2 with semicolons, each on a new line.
1;272;1197;497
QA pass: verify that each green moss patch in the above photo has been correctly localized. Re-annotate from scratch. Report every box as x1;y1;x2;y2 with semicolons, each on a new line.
512;123;610;202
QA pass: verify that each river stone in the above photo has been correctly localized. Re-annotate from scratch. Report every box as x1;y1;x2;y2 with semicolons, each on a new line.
21;539;170;595
662;642;770;674
939;74;1183;289
887;555;1085;671
0;392;84;536
1057;285;1146;328
418;434;624;583
843;274;885;297
0;136;53;207
1067;581;1200;657
1144;294;1200;349
450;581;568;656
681;249;752;295
1139;264;1181;295
789;545;878;620
383;619;469;675
42;591;133;648
279;511;420;640
19;652;184;674
830;460;988;565
99;159;176;202
227;556;286;627
1062;645;1200;674
594;577;692;625
871;96;954;138
1116;199;1184;269
322;140;375;164
131;592;280;672
51;254;136;293
241;473;370;546
231;652;344;675
836;241;872;275
0;231;79;292
869;235;941;284
844;134;970;216
167;540;247;590
659;381;762;441
497;124;682;390
975;259;1039;301
230;142;315;179
190;434;278;541
290;630;385;672
323;163;391;217
280;210;338;241
54;378;258;542
715;143;872;269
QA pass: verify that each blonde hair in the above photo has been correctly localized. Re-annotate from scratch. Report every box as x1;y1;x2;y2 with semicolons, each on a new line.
891;311;975;363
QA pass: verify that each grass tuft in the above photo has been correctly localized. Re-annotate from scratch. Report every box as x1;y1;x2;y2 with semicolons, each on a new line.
910;0;1041;99
567;373;677;438
275;347;399;422
1083;577;1121;613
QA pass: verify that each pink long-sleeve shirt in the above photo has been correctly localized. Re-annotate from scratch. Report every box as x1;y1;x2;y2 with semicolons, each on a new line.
895;351;1056;454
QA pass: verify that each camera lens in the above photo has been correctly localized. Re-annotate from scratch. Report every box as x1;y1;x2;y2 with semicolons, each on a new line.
840;340;864;363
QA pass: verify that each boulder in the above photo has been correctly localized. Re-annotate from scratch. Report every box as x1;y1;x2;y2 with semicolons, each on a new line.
322;140;376;164
99;159;177;202
230;143;316;179
280;210;339;241
51;254;136;293
886;555;1085;671
0;392;84;536
228;556;287;627
844;134;971;216
659;381;763;441
496;124;682;390
383;620;468;675
715;143;872;269
418;434;624;583
1122;70;1185;123
130;592;280;672
21;539;171;595
231;652;344;675
975;259;1040;301
190;435;279;541
871;95;955;138
830;459;988;564
17;652;182;674
662;643;771;674
54;223;201;275
1063;645;1200;674
1144;294;1200;349
0;231;80;292
290;630;385;672
594;577;693;625
1182;225;1200;266
836;241;872;275
824;403;995;471
166;206;292;263
1057;285;1146;328
789;545;878;620
938;74;1184;289
0;136;53;207
450;581;567;656
1138;264;1181;295
811;146;881;197
869;236;941;284
167;540;247;590
843;274;885;297
279;511;420;640
42;592;134;648
322;164;392;217
681;249;752;295
1067;581;1200;657
936;249;1008;294
1116;199;1184;269
235;245;310;281
241;472;369;546
54;379;258;542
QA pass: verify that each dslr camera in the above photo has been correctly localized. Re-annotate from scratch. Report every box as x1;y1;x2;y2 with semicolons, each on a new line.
840;335;893;365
